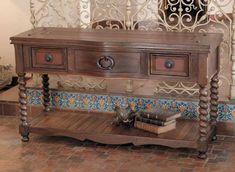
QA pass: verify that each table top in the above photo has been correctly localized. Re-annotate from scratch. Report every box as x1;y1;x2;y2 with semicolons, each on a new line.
10;27;223;53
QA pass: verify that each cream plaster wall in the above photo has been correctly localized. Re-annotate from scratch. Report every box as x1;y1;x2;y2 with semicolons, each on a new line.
0;0;31;68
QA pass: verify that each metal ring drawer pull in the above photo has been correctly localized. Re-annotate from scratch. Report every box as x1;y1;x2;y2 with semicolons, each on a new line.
97;56;115;70
165;59;175;69
44;53;54;63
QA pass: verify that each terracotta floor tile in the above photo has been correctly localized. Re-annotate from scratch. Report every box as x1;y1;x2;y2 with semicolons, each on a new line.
0;116;235;172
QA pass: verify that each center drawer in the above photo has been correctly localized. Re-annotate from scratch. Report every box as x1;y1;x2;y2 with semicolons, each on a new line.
75;50;144;76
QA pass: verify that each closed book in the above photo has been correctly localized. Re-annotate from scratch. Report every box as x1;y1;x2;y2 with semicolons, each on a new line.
140;110;181;122
136;116;175;126
134;120;176;134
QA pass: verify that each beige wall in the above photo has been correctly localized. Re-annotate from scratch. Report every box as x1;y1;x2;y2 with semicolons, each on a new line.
0;0;31;68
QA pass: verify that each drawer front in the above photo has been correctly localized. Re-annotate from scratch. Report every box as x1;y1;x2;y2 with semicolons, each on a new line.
150;53;189;77
75;50;144;76
32;48;67;70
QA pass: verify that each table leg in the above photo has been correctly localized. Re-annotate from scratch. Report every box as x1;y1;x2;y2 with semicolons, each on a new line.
18;73;29;142
210;73;219;141
42;74;50;112
198;85;209;159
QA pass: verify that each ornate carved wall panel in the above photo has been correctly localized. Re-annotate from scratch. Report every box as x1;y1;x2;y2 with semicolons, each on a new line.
30;0;235;101
30;0;81;27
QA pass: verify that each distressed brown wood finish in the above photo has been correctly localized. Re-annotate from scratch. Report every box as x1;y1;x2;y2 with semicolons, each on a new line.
42;74;50;112
18;73;29;142
10;27;222;159
30;111;199;148
210;73;219;141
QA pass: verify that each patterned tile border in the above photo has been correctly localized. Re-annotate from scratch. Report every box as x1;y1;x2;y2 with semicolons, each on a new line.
27;89;235;122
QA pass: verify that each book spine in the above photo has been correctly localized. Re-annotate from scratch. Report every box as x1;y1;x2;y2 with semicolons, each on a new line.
140;113;158;120
134;121;176;135
140;112;181;122
136;116;165;126
134;121;159;135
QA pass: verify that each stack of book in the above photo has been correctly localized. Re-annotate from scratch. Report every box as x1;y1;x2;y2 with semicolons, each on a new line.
134;110;181;134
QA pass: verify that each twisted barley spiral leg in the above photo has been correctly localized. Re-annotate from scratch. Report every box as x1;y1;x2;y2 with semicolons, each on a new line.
198;85;209;159
42;74;50;112
210;74;219;141
18;73;29;142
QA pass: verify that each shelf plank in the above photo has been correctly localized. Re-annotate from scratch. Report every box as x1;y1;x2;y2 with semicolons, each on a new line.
29;111;205;148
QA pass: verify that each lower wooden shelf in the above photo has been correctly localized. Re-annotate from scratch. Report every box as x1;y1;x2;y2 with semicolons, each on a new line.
29;110;212;149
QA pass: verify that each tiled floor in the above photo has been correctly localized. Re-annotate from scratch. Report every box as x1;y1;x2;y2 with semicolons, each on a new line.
0;116;235;172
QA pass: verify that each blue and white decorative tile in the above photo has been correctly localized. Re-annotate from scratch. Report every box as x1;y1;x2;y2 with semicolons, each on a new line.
66;93;80;109
27;89;42;106
175;101;189;118
110;96;128;110
94;95;110;112
158;99;175;111
231;105;235;121
140;98;157;111
79;94;94;110
127;97;142;111
51;91;60;107
227;104;235;121
190;102;199;120
218;104;234;121
79;94;95;110
26;89;235;122
56;92;70;109
218;104;226;121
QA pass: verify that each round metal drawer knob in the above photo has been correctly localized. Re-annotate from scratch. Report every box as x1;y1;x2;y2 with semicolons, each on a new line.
97;56;115;70
165;60;175;69
44;53;54;63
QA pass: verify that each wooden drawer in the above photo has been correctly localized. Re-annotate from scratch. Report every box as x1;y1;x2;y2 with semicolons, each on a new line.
75;50;146;76
150;53;189;77
31;48;67;70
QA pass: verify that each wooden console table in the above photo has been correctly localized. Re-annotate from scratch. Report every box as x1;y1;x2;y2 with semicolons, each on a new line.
11;27;222;159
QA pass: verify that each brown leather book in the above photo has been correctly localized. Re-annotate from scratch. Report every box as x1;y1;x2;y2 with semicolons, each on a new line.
136;116;176;126
139;110;181;122
134;120;176;134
